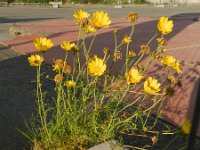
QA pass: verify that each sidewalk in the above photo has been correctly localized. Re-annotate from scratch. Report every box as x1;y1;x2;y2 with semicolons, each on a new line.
2;14;200;137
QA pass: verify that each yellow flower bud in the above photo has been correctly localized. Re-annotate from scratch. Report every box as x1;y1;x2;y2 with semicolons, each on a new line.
114;51;122;61
127;12;139;23
128;50;136;58
122;35;131;44
65;80;75;88
140;44;151;54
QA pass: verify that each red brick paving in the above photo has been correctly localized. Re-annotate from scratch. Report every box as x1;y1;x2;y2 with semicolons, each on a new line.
3;16;200;136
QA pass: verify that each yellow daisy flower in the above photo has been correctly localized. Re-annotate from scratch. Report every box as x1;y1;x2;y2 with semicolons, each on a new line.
73;10;90;20
157;16;174;35
88;55;106;76
52;59;64;71
28;54;44;67
126;68;143;85
85;25;96;34
161;54;182;74
90;11;112;28
65;80;76;88
122;35;132;44
144;77;161;95
33;37;53;52
61;41;76;51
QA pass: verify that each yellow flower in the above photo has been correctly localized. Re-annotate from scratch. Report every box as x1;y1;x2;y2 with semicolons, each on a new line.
161;55;182;74
84;25;96;34
65;80;75;88
157;16;174;35
54;74;64;84
52;59;64;71
61;41;76;51
28;54;44;67
144;77;161;95
90;11;112;28
73;10;90;20
122;35;131;44
181;120;191;134
34;37;53;52
88;55;106;76
126;68;143;85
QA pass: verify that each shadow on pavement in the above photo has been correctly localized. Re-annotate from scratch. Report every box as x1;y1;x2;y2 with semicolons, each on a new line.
0;55;36;150
0;17;60;24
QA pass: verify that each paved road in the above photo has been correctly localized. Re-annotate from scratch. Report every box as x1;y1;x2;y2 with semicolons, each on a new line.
1;5;200;34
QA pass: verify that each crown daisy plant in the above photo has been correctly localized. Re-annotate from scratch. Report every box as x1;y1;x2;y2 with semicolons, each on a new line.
22;11;184;150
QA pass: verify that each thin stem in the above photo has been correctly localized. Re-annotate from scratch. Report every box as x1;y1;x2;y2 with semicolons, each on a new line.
114;31;117;49
134;53;144;67
88;31;97;53
77;27;82;47
125;43;130;73
129;32;158;67
93;76;98;110
56;84;61;122
37;64;50;143
147;32;158;46
129;24;135;38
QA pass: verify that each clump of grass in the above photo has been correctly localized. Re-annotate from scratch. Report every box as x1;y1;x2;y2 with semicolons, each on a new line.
21;10;185;149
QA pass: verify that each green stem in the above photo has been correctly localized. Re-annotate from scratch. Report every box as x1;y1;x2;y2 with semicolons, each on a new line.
56;84;62;122
129;24;135;38
147;32;158;46
88;31;97;53
114;31;118;50
93;77;98;110
118;95;143;114
129;32;158;67
125;43;130;73
134;53;144;67
37;64;50;143
77;27;82;47
36;67;44;128
142;45;162;73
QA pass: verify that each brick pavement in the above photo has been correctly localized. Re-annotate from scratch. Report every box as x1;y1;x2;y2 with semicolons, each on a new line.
2;15;200;136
